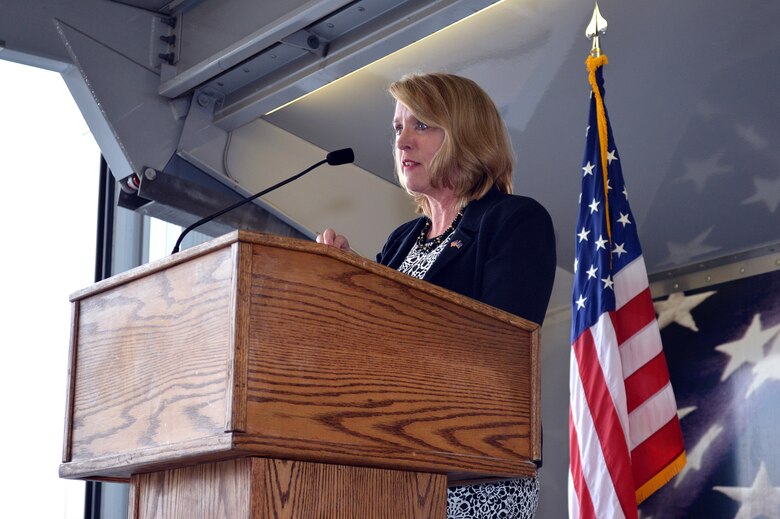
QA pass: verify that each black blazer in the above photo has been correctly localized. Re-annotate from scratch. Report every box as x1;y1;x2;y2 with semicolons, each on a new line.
376;187;557;325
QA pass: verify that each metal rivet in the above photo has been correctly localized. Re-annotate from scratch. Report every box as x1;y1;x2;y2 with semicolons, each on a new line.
739;267;746;274
705;275;711;282
673;283;679;290
327;23;334;28
144;168;157;181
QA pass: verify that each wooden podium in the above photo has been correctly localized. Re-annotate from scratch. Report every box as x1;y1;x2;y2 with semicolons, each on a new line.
60;231;540;518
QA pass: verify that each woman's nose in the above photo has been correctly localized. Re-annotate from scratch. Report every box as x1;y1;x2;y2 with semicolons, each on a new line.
396;128;412;149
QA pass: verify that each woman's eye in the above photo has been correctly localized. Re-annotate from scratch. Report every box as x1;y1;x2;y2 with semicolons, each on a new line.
393;122;429;135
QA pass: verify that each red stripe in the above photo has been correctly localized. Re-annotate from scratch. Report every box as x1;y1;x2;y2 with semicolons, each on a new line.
612;287;655;345
630;416;686;488
624;352;672;413
569;407;596;519
573;328;638;518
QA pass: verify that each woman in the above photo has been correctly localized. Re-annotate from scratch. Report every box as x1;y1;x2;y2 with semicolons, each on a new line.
318;72;556;518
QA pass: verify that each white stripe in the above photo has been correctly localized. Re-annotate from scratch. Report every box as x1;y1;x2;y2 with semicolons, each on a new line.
619;321;663;378
568;470;580;518
590;315;631;446
614;255;649;309
628;381;679;450
569;348;626;519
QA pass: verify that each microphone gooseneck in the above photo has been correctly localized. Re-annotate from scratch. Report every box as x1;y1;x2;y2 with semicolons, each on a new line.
171;148;354;254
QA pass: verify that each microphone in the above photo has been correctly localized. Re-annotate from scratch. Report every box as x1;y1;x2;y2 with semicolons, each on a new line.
171;148;355;254
325;147;354;166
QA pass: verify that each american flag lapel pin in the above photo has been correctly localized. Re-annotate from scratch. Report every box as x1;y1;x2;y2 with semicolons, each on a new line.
450;240;463;249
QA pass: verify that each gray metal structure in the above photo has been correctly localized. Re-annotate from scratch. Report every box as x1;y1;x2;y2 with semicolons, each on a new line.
2;0;779;516
2;0;778;271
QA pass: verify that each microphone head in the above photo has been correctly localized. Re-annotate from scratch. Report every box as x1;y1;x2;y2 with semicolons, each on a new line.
326;148;355;166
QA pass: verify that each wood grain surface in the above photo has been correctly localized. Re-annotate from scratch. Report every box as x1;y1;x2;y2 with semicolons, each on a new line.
67;247;235;462
62;231;539;482
130;457;446;519
239;243;537;479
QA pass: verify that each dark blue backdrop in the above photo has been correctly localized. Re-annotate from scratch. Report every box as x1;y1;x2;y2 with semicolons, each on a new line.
639;268;780;518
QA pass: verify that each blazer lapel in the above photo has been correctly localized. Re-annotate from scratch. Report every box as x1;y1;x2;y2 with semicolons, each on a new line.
421;187;500;282
421;227;473;281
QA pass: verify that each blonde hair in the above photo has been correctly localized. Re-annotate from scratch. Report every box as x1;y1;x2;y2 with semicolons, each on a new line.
389;72;514;216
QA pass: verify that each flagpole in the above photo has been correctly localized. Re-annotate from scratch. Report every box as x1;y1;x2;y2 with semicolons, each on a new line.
569;5;687;518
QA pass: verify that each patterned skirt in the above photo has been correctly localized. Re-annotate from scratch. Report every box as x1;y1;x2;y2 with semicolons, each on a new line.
447;477;539;519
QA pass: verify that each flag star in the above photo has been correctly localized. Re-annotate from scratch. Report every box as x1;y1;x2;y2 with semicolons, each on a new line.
623;186;628;199
582;161;595;176
586;265;598;279
654;291;716;331
612;243;627;258
575;294;587;310
578;192;582;203
746;346;780;397
715;313;780;381
617;212;631;227
577;227;591;242
677;406;696;420
675;424;724;486
607;149;618;164
679;151;732;192
585;125;590;136
740;175;780;213
601;275;614;290
659;226;721;267
574;258;579;273
595;235;608;251
713;463;780;519
736;123;768;150
606;179;612;190
589;198;600;213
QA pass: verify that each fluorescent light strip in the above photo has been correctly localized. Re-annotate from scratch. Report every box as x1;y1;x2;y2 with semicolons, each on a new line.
264;0;508;116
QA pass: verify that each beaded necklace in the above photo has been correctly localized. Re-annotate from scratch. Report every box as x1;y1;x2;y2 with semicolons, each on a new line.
416;209;464;253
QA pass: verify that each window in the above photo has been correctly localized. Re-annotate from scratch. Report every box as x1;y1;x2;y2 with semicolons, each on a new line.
0;59;99;518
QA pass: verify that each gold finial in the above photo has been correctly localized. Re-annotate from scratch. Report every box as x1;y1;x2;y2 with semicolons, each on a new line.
586;3;608;57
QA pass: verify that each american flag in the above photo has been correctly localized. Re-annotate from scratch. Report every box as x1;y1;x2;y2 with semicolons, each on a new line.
568;54;687;518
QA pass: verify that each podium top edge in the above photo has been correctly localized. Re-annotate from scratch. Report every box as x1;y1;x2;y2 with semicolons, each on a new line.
70;230;539;332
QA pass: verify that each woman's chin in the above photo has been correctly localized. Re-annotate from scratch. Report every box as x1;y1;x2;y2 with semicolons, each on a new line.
402;177;429;195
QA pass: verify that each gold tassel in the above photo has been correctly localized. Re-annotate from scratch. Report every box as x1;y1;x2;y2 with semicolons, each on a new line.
586;54;613;263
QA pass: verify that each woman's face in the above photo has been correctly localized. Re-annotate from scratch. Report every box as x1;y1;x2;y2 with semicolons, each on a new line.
393;102;446;197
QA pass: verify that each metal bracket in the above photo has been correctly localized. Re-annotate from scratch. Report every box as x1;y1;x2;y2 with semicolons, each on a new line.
280;29;329;58
193;86;225;111
156;15;180;66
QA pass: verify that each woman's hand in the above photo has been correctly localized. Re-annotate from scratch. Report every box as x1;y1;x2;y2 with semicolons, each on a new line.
316;228;351;251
